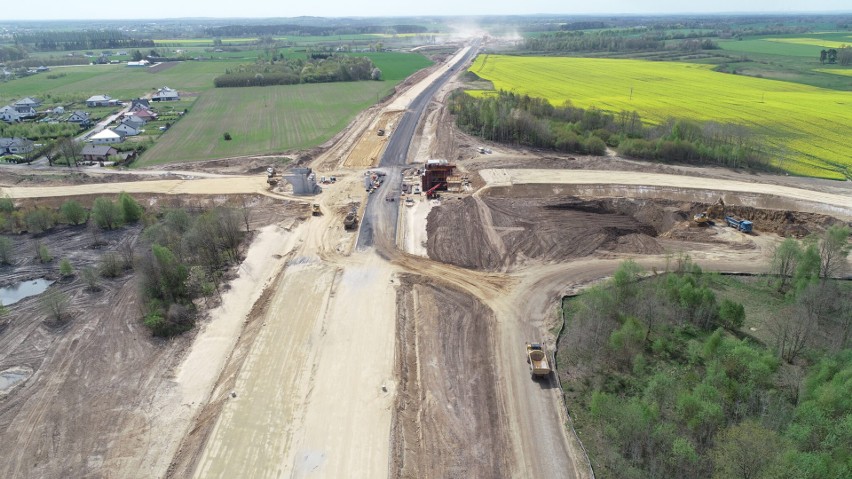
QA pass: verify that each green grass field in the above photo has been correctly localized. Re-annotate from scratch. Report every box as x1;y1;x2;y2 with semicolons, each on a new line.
138;82;392;165
0;61;244;104
469;55;852;180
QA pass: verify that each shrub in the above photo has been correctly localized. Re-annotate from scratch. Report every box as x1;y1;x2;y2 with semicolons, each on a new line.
82;267;100;291
60;200;88;225
223;132;232;141
585;135;607;156
719;299;746;330
99;252;123;278
118;192;143;223
0;196;14;213
37;242;53;263
91;197;123;230
0;236;13;265
25;208;55;234
59;258;74;277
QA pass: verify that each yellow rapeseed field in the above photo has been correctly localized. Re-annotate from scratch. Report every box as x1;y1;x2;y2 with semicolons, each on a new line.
470;55;852;179
766;38;851;48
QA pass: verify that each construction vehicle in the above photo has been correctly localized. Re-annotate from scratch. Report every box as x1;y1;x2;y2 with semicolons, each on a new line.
424;182;444;199
266;167;278;186
311;204;321;216
377;129;385;136
693;198;725;225
343;211;358;230
526;343;551;378
725;215;753;233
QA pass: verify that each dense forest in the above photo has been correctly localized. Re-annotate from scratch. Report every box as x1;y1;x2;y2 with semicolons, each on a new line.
214;55;381;87
449;89;770;170
205;23;429;38
560;235;851;478
11;30;154;52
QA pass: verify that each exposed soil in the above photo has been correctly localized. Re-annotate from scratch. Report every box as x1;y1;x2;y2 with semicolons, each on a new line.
391;275;511;479
426;191;844;271
0;194;303;479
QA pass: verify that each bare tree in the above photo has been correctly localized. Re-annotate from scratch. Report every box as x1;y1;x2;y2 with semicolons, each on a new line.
819;225;850;280
767;305;811;363
771;238;801;292
56;137;83;167
238;195;253;233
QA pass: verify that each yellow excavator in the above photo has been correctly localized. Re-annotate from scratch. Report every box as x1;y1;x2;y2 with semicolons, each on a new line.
694;198;725;225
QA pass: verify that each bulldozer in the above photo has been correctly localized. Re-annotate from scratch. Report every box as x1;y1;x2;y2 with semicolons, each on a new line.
266;167;278;186
694;198;725;225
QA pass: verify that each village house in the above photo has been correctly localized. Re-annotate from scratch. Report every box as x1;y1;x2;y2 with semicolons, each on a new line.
121;115;146;129
67;110;91;123
0;105;22;123
15;97;42;108
130;99;150;110
0;137;35;155
113;123;140;136
152;86;179;102
89;129;123;144
132;108;158;121
86;94;113;107
81;144;118;163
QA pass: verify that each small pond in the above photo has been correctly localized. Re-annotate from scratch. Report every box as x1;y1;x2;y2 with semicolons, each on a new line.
0;278;54;306
0;366;34;394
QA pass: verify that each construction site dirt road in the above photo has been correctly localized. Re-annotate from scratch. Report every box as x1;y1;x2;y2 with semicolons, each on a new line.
1;41;851;479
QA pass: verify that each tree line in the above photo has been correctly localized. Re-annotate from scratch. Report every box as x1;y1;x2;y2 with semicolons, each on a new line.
12;30;155;52
561;237;850;479
449;89;771;170
214;55;381;88
205;23;428;38
819;46;852;66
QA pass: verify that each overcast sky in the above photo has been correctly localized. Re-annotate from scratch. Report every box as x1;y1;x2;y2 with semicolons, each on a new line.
3;1;850;20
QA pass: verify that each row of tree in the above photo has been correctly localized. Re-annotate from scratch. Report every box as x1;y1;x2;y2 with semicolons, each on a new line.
819;46;852;66
12;30;155;52
204;24;429;38
214;55;381;88
449;89;770;169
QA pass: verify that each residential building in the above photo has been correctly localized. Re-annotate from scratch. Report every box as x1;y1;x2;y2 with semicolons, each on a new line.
86;95;112;107
67;110;90;123
0;137;35;155
130;99;150;110
81;144;118;162
152;86;179;102
89;129;123;144
0;106;22;123
133;109;158;121
121;115;146;129
14;97;42;108
113;123;140;136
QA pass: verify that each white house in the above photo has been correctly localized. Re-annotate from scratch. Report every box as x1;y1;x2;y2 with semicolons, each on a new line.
86;94;112;107
113;123;140;136
89;129;123;144
0;137;35;155
152;86;179;102
0;105;22;123
14;97;42;108
52;106;66;114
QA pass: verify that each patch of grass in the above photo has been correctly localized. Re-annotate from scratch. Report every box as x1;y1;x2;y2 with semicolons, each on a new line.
469;55;852;180
138;81;391;165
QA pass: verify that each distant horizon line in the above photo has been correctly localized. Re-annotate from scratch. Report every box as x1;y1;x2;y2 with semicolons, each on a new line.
2;11;852;22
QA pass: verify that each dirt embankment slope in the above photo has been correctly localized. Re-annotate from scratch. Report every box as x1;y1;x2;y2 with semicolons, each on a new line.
391;276;511;478
426;190;847;272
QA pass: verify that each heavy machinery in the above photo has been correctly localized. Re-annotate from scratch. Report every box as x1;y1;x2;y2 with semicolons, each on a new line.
343;211;358;230
266;167;278;186
725;215;753;233
693;198;725;225
526;343;551;378
377;129;385;136
311;204;321;216
424;182;444;199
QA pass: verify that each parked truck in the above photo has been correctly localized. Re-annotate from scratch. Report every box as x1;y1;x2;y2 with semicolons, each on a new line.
343;211;358;230
725;215;753;233
526;343;551;378
311;204;321;216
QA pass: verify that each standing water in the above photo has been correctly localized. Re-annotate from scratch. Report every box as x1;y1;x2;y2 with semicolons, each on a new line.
0;278;54;306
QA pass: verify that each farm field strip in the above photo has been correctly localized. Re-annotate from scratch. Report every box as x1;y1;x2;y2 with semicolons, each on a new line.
139;82;394;165
469;55;852;179
766;37;851;48
816;68;852;77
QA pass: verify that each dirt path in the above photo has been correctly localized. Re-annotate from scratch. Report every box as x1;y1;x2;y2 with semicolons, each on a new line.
479;169;852;219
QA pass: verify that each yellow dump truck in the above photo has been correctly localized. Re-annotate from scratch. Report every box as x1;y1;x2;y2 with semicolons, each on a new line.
311;204;321;216
526;343;551;378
